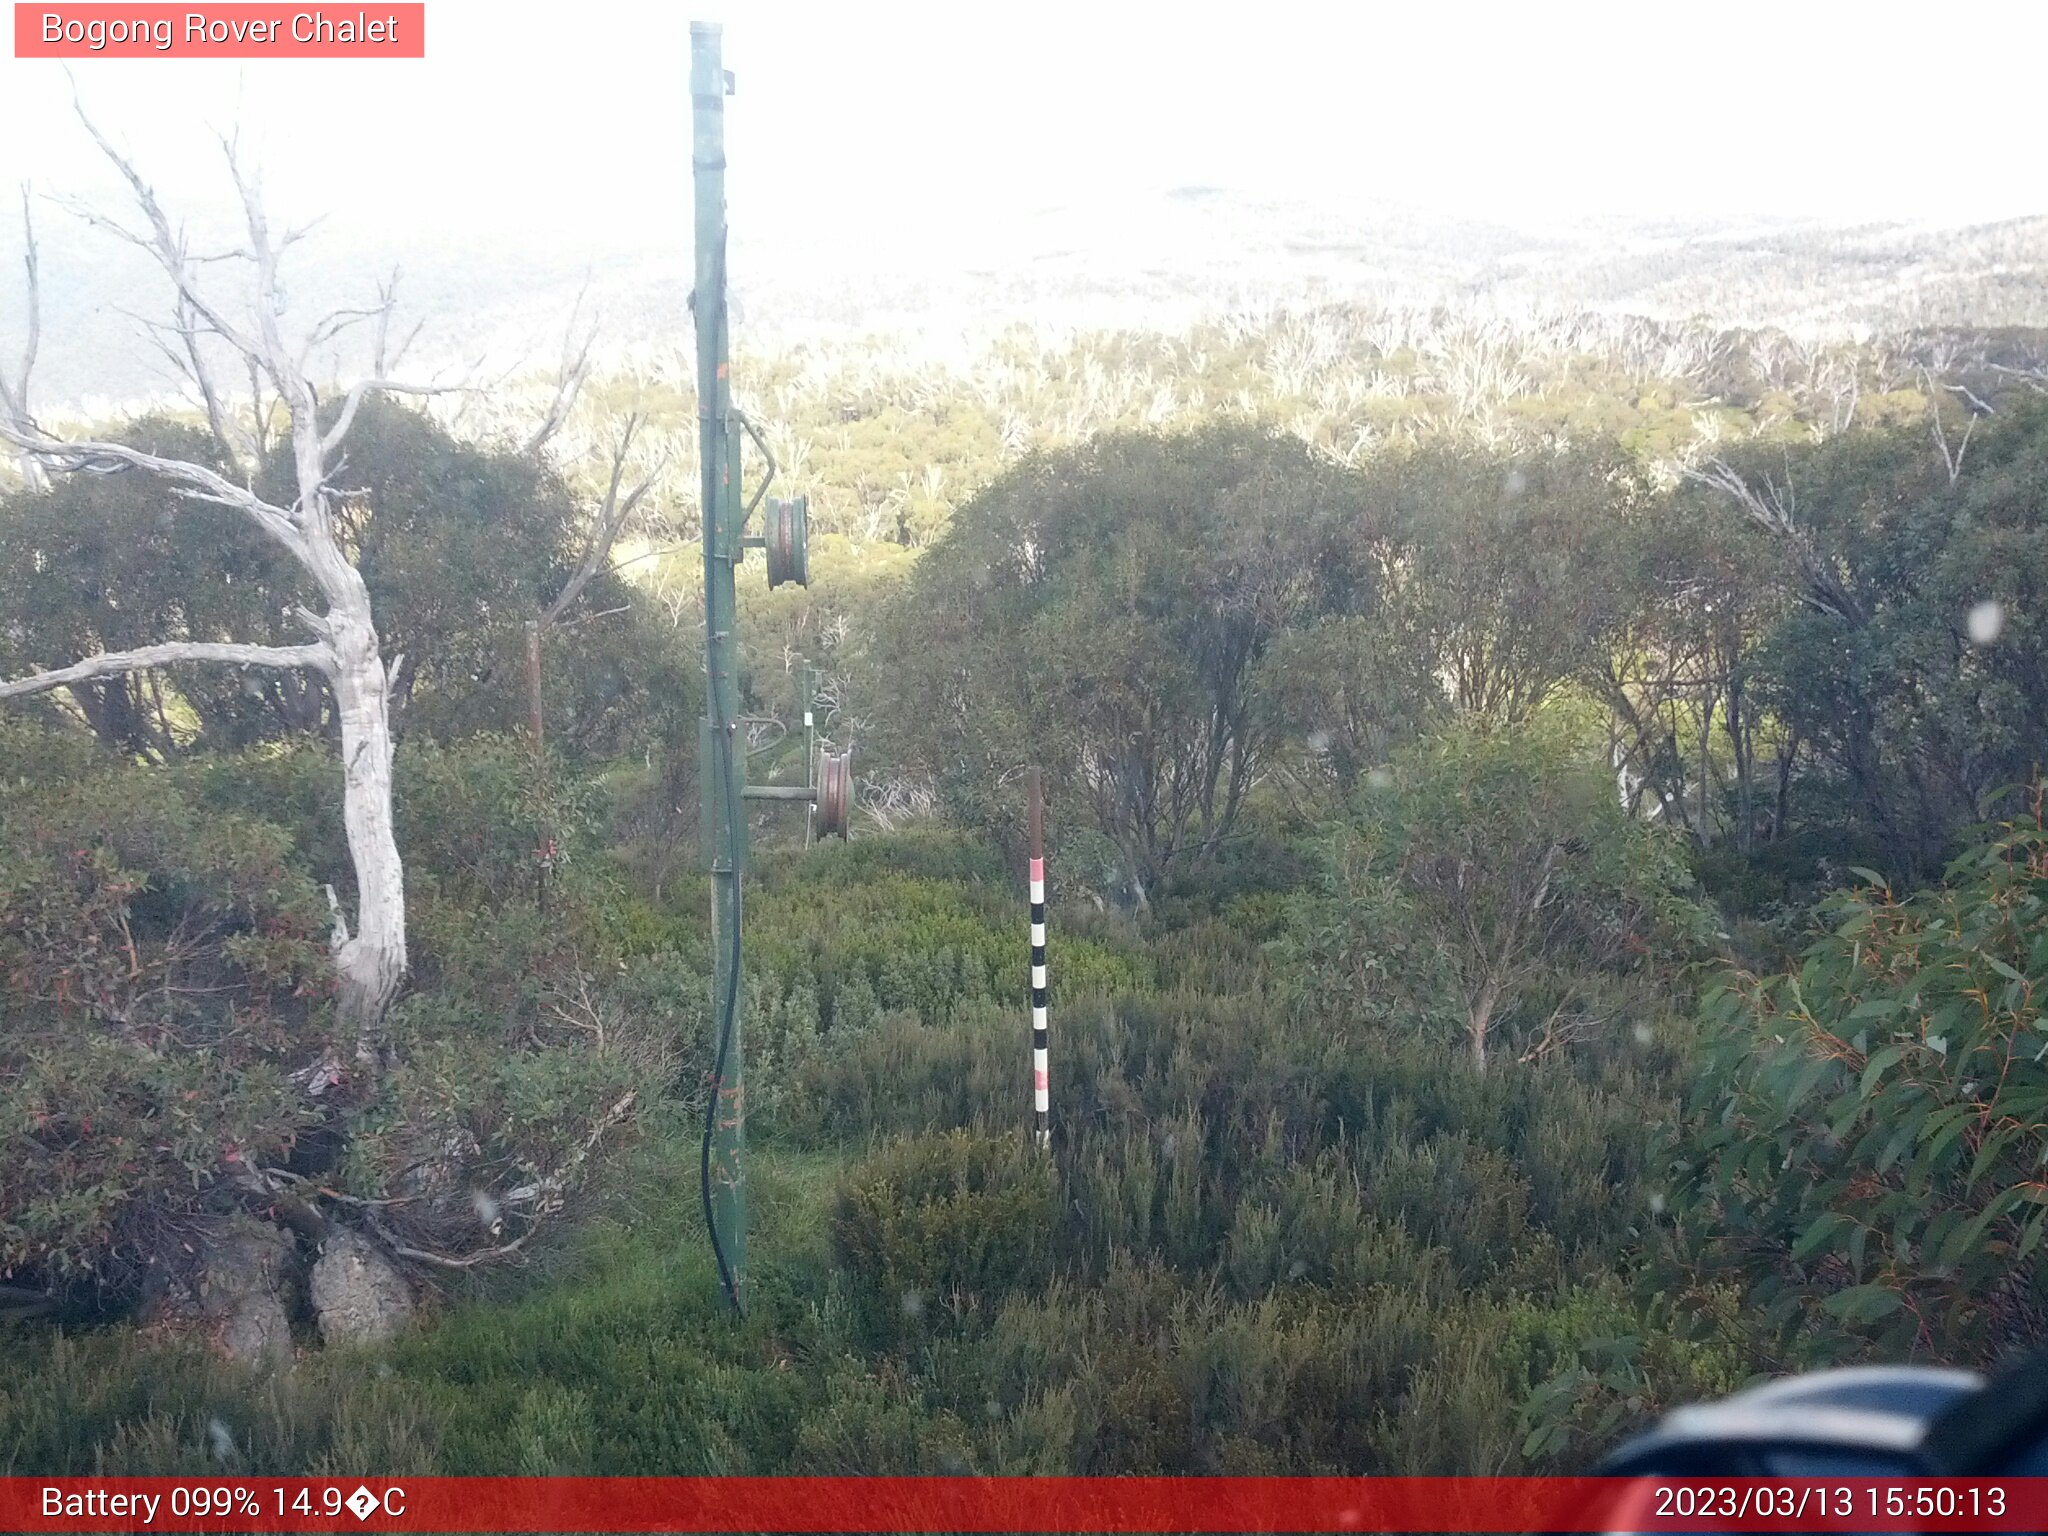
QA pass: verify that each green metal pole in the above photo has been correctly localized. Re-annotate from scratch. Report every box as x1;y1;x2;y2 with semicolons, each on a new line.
803;665;820;848
692;19;746;1312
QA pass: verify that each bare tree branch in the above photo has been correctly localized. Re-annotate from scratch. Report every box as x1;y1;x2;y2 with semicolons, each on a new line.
248;349;282;460
303;302;391;355
58;108;281;480
1988;362;2048;395
521;279;596;457
132;296;263;477
364;1213;535;1270
540;411;660;627
0;640;333;701
605;540;688;580
67;98;274;381
1925;371;1984;488
360;1089;636;1270
180;290;260;475
1947;380;1995;417
371;267;423;378
11;185;34;412
318;376;467;456
0;421;307;554
1681;454;1864;624
217;135;318;441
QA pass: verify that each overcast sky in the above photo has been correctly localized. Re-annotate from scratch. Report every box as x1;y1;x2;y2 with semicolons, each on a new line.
2;0;2044;253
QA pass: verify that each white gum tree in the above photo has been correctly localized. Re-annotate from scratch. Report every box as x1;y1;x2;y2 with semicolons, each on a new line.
0;114;459;1062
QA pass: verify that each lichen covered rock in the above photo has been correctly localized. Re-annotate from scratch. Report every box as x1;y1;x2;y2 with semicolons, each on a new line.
310;1229;414;1345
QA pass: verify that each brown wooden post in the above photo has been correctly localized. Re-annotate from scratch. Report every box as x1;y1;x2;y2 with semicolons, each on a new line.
525;618;550;913
525;618;545;752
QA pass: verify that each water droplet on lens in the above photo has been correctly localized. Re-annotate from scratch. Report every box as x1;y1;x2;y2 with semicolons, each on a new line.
1967;599;2004;646
471;1191;502;1232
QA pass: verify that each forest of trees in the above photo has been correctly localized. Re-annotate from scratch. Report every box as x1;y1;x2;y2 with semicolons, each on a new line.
3;127;2047;1478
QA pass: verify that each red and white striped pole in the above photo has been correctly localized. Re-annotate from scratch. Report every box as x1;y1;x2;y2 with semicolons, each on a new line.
1028;767;1049;1149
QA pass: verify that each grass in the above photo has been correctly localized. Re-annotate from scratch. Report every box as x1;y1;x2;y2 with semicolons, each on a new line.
1;1131;856;1477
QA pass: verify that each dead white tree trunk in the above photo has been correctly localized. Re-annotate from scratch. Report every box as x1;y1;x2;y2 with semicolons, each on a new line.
0;112;454;1063
1;185;48;491
1925;370;1983;488
1681;455;1866;626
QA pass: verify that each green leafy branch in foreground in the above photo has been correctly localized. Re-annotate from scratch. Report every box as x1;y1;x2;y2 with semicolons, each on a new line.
1672;794;2048;1366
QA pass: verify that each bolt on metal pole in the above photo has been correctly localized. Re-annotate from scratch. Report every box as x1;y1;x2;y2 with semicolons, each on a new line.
692;18;746;1313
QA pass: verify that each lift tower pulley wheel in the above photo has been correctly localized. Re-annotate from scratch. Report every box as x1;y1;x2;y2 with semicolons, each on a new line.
764;496;810;589
815;749;853;840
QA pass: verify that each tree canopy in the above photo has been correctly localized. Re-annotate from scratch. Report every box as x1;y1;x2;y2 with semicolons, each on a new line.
0;399;695;762
877;422;1379;897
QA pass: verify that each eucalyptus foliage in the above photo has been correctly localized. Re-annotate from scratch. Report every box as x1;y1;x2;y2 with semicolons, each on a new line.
1674;803;2048;1366
876;423;1377;894
1281;724;1710;1070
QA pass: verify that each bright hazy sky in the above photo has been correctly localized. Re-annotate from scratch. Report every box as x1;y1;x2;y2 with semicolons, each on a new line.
1;0;2044;257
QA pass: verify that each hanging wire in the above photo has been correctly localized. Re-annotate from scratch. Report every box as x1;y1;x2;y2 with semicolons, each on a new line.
697;227;745;1317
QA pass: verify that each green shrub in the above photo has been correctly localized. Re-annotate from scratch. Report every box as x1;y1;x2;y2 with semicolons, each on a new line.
831;1131;1058;1344
1278;721;1712;1071
1667;804;2048;1368
0;749;333;1292
788;1365;978;1474
761;829;1006;890
784;1004;1015;1144
396;735;608;910
1220;1155;1455;1302
180;733;610;917
180;740;348;890
344;893;696;1263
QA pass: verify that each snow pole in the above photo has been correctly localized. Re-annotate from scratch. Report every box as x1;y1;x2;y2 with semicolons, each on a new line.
1029;767;1049;1149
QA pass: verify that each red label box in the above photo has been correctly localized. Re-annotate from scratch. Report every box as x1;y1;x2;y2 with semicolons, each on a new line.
6;1476;2048;1533
14;4;425;57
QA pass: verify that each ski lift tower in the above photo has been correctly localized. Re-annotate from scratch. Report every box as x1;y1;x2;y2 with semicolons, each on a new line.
691;20;852;1315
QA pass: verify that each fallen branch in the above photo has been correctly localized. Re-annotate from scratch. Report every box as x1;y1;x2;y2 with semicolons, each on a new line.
358;1090;639;1271
365;1210;536;1270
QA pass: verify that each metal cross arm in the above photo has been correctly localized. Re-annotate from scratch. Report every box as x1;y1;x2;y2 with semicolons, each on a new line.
741;749;853;831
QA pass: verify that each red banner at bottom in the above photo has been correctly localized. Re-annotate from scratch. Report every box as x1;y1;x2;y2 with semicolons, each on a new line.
6;1476;2046;1533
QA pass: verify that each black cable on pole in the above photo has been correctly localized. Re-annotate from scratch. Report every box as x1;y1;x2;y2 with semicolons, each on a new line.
697;229;745;1317
699;877;743;1315
698;661;746;1315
